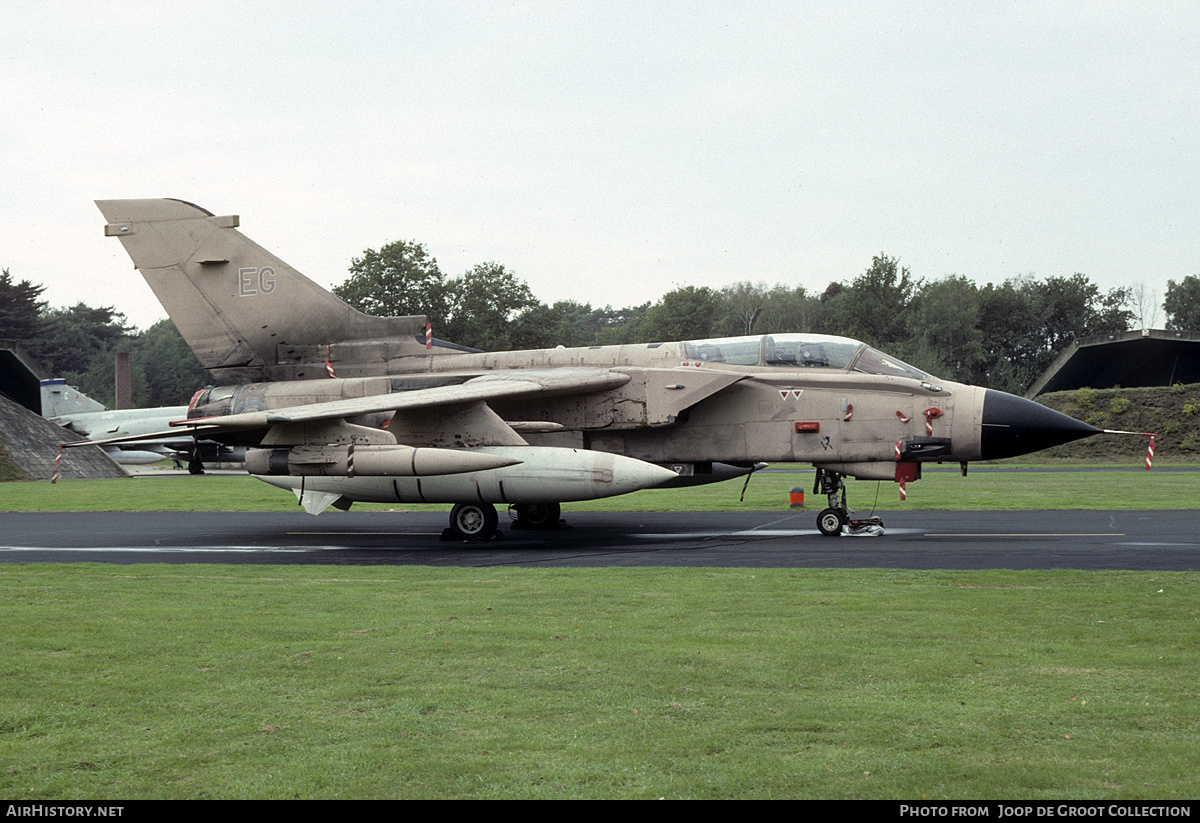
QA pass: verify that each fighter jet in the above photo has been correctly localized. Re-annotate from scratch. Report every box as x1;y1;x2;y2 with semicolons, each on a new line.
41;379;241;471
81;198;1100;538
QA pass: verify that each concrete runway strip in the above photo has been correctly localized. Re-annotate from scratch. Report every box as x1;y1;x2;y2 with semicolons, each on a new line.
1;510;1196;570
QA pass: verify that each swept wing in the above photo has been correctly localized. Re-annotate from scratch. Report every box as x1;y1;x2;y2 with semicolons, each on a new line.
70;367;636;449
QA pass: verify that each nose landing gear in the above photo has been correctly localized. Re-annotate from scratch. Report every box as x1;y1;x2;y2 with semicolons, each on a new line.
813;468;884;537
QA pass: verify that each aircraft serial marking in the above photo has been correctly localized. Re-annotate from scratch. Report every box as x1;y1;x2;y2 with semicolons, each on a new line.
238;265;276;296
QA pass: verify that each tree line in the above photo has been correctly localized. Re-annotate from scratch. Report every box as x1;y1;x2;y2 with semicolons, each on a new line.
332;243;1167;394
0;269;206;409
3;256;1199;408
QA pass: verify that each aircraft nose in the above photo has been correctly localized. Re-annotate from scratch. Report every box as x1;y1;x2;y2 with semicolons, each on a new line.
980;390;1101;461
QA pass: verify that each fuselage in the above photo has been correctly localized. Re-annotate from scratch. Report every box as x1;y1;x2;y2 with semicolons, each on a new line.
187;333;1091;482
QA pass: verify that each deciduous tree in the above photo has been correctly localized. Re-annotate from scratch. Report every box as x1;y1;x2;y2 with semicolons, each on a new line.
333;240;450;324
1164;275;1200;330
910;276;985;383
639;286;718;342
442;262;540;350
832;254;919;347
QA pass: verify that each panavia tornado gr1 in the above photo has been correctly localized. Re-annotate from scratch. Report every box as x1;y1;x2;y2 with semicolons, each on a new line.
80;198;1100;539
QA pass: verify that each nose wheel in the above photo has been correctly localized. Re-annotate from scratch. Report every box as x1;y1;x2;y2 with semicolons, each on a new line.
817;507;848;537
813;468;884;537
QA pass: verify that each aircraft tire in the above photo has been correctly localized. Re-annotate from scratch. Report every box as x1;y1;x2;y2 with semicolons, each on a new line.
817;508;847;537
449;502;499;541
512;502;561;529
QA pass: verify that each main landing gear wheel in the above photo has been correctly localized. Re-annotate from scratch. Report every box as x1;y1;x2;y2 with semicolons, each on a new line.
446;502;499;541
510;503;562;529
187;442;205;475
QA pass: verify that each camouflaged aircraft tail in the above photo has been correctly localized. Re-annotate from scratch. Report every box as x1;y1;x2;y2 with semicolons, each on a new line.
96;199;460;382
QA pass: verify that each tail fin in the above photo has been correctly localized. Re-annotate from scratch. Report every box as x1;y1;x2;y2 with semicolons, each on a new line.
96;199;453;383
41;379;106;418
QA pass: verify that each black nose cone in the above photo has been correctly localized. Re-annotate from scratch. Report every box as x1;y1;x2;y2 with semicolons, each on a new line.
981;390;1101;461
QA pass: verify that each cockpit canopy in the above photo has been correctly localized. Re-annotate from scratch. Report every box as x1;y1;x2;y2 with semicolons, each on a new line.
683;334;928;380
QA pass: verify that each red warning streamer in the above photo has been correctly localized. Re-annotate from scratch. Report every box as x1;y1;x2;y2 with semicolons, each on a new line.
923;407;943;436
1103;429;1158;470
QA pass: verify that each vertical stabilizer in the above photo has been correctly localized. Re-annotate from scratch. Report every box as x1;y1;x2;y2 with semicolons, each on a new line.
96;199;448;382
40;379;105;418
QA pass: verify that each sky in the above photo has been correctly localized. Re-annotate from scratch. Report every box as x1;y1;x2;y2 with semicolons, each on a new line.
4;1;1197;331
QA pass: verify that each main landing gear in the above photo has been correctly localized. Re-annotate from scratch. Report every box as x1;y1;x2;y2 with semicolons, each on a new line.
813;468;884;537
509;503;563;530
442;502;565;541
444;502;500;541
187;441;205;475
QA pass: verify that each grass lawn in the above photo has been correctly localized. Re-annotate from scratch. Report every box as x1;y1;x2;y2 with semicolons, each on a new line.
2;461;1198;513
1;564;1196;800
